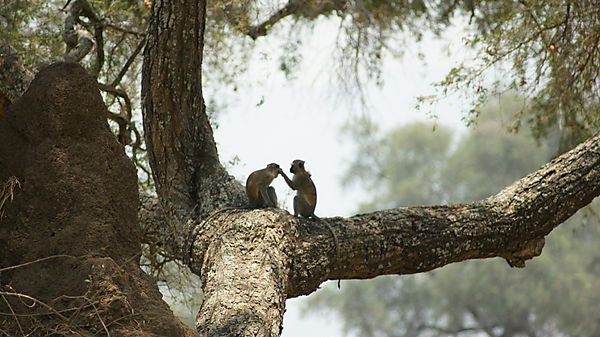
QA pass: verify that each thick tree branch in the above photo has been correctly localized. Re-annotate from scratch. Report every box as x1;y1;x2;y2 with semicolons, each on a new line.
63;0;101;65
285;131;600;296
190;132;600;303
194;210;290;336
111;37;145;88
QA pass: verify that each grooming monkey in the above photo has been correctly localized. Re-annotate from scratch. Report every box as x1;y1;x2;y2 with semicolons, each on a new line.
246;163;281;208
280;160;339;255
188;163;281;263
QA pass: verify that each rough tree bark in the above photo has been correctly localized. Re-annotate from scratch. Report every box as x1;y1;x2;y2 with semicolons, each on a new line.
140;1;600;337
141;0;245;262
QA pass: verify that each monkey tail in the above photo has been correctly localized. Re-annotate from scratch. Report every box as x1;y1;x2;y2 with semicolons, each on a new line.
313;215;339;260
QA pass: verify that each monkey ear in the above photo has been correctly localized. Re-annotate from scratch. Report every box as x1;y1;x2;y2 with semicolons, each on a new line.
299;161;305;169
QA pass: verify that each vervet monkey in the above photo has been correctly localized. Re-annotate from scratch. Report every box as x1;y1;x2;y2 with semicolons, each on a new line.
280;159;338;255
246;163;281;208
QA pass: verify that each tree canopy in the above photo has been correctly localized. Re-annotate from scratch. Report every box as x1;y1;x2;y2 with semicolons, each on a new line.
2;0;598;148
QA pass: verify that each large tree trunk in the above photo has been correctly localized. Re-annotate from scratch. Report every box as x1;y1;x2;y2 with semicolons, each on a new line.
141;0;245;221
0;62;198;337
141;0;245;261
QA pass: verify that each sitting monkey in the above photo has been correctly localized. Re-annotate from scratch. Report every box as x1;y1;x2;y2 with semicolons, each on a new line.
245;163;281;208
280;159;338;256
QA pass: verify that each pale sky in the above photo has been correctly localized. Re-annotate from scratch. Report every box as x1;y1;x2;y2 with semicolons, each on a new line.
208;17;475;337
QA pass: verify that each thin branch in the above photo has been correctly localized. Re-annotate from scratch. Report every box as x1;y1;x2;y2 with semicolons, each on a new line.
92;19;104;76
0;176;20;218
106;110;129;145
0;255;76;273
1;293;24;337
418;323;493;335
223;0;346;39
104;23;144;37
0;292;69;321
88;298;111;337
110;37;146;88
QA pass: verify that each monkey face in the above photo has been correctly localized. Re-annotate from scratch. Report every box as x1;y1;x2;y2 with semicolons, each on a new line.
290;160;305;174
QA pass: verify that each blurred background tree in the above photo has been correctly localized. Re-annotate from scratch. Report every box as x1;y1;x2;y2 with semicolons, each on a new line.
305;94;600;337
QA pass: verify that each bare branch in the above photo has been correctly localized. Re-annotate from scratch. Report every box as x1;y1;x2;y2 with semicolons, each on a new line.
98;82;133;145
104;23;144;37
223;0;347;39
63;0;101;64
110;37;145;88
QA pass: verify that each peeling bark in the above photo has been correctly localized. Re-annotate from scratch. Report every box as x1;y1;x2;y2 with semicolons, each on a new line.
194;210;291;336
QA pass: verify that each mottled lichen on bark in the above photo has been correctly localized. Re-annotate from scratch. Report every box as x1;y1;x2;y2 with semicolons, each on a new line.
194;209;291;337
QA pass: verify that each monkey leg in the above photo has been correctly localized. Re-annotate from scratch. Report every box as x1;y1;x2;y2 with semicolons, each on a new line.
258;185;274;208
267;186;278;208
294;195;313;217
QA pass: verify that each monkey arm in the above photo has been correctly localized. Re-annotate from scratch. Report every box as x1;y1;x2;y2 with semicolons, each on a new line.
279;170;297;190
258;185;274;207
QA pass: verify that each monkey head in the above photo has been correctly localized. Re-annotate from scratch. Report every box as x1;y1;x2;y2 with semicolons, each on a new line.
290;159;305;174
266;163;280;176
